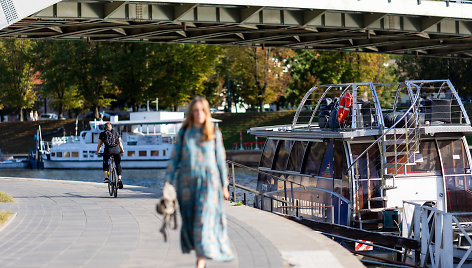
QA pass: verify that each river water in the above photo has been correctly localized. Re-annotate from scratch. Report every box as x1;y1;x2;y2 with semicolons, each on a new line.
0;167;258;205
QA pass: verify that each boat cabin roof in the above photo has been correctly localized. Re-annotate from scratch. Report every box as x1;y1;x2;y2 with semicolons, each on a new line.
250;80;472;139
89;118;221;128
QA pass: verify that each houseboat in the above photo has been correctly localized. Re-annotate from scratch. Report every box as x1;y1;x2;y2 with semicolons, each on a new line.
39;111;184;169
249;80;472;266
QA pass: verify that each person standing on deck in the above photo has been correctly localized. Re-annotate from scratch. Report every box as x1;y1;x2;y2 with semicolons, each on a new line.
166;97;234;268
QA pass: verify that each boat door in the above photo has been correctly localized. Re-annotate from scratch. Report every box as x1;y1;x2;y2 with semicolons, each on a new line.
384;140;444;210
349;140;445;211
437;137;472;213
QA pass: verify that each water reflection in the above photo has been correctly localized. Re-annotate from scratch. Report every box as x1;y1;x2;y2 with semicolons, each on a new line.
0;167;258;205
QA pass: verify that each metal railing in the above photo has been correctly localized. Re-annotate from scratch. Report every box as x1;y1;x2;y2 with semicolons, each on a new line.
226;160;350;226
403;201;472;267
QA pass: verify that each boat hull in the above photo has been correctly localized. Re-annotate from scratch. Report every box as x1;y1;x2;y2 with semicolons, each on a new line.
43;159;169;169
0;161;29;169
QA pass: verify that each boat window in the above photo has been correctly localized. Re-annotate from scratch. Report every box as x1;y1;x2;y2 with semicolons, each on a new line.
302;141;327;176
56;152;62;157
72;152;79;158
151;150;159;156
139;150;147;157
319;141;334;178
438;139;472;212
51;152;56;157
334;140;347;180
350;143;381;179
163;150;166;156
438;139;470;175
82;151;88;158
287;141;307;172
128;151;135;157
407;140;441;175
260;139;277;168
272;140;293;170
64;152;70;158
89;151;95;158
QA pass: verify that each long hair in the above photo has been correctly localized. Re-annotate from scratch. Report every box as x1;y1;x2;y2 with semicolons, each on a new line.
182;97;215;141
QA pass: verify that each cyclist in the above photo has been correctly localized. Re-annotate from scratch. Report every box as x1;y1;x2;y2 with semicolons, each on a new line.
96;122;125;188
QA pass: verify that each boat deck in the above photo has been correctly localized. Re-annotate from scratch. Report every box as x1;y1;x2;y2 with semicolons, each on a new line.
250;123;472;139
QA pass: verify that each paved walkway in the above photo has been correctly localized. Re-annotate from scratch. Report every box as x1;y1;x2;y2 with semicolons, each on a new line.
0;177;364;268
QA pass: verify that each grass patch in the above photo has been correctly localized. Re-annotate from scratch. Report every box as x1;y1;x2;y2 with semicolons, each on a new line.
0;192;14;202
0;211;13;226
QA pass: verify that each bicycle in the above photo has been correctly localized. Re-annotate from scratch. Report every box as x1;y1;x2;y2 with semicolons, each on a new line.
98;153;119;198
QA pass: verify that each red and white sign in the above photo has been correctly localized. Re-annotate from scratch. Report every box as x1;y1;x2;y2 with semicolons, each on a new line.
355;240;373;251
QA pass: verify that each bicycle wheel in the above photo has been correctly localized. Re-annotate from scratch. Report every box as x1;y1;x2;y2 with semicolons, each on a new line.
112;167;118;198
108;169;114;196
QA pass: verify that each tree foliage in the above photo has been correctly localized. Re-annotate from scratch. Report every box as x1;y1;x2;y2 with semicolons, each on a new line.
148;44;222;110
0;39;406;119
33;40;84;119
211;46;293;111
285;50;397;107
72;41;115;118
0;40;37;121
395;56;472;97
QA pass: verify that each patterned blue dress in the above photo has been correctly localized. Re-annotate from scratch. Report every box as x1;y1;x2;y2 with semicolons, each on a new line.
166;126;234;261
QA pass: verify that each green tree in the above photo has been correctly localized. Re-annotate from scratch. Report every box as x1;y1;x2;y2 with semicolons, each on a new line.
213;46;293;112
107;43;154;112
72;41;114;119
286;50;396;107
396;56;472;97
0;39;37;121
147;44;222;110
33;40;84;119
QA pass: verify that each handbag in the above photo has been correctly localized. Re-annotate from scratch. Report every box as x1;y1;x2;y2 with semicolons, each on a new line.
156;128;185;241
156;181;178;242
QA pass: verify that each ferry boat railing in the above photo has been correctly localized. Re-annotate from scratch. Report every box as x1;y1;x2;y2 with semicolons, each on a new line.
347;80;470;215
347;82;420;174
403;200;472;267
291;82;385;131
226;160;351;225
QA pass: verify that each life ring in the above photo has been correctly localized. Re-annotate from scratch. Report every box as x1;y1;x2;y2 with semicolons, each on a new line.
337;91;352;124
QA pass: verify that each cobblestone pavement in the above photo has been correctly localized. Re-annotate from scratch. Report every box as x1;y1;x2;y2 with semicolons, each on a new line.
0;177;363;268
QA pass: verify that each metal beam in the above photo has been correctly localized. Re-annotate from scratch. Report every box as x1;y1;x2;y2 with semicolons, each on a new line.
104;1;126;19
240;6;263;23
421;17;444;31
303;9;326;26
286;31;371;48
3;1;472;58
174;3;198;21
230;32;306;45
382;40;445;53
363;13;386;28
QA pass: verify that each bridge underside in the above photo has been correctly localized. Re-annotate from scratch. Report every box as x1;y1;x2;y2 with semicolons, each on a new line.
3;1;472;58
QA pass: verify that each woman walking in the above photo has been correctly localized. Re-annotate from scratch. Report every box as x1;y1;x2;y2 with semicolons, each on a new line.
166;97;234;268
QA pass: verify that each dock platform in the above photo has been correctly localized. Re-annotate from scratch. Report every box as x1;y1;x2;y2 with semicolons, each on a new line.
0;177;363;267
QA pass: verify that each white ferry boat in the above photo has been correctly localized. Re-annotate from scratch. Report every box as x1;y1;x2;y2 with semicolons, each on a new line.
40;111;184;169
248;80;472;266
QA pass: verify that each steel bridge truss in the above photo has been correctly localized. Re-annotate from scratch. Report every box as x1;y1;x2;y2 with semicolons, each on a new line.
4;1;472;58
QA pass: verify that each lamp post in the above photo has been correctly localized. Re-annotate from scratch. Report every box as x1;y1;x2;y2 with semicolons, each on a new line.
152;98;159;111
